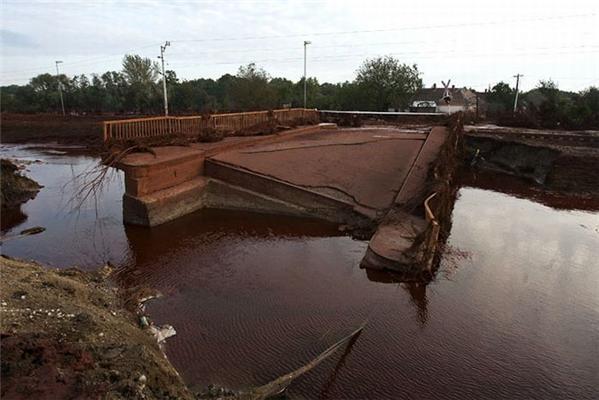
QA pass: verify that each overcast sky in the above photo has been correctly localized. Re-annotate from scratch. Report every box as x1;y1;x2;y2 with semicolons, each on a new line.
1;0;597;91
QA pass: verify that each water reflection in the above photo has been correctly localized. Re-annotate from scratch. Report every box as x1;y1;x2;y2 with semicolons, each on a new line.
1;206;28;232
318;328;363;400
119;208;344;292
0;144;128;268
364;269;429;324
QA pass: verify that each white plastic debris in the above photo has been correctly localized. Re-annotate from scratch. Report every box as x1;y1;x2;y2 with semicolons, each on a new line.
149;324;176;343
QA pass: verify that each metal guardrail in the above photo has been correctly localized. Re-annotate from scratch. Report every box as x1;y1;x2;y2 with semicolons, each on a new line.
102;108;318;142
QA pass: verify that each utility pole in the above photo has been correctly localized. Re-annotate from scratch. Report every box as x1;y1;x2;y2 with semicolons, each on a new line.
55;61;65;116
158;41;171;116
513;73;523;113
303;40;311;109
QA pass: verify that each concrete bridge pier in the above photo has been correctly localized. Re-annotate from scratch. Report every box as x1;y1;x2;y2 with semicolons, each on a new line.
119;147;207;226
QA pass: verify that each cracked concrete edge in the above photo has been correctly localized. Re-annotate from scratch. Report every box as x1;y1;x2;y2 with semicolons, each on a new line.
204;158;378;220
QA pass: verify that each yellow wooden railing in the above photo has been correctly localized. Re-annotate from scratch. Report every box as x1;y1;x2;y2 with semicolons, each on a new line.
102;108;318;142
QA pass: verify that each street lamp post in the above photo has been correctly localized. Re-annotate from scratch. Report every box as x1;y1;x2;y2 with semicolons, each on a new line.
303;40;311;109
158;41;171;116
55;60;65;116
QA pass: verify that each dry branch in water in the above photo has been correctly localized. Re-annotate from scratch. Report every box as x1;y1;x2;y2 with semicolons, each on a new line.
230;322;366;400
67;145;155;213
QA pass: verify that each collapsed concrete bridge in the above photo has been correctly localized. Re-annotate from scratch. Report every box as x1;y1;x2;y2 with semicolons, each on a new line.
105;108;461;277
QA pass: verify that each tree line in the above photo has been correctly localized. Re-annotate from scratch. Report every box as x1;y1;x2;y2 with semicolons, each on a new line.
485;80;599;130
1;55;423;115
2;54;597;130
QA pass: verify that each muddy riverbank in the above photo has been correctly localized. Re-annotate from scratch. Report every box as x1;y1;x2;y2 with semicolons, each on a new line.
1;158;43;233
0;256;193;400
1;159;41;208
464;128;599;197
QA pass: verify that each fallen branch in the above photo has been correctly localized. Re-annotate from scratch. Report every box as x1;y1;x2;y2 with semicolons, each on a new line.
66;145;150;214
0;226;46;243
231;322;366;400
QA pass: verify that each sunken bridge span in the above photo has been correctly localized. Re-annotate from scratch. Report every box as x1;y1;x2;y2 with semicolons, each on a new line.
105;109;461;277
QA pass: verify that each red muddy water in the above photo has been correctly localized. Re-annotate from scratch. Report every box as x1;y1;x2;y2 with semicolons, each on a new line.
1;144;598;399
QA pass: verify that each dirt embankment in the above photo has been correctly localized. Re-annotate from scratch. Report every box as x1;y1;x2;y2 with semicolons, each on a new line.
0;256;194;400
1;159;42;232
464;133;599;199
1;159;41;209
1;113;107;146
0;113;156;147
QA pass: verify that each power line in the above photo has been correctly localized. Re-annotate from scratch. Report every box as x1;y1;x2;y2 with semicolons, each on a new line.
3;46;598;84
168;45;599;70
1;12;595;81
165;39;439;57
0;39;441;79
155;40;599;60
0;43;161;75
170;13;596;43
4;38;597;81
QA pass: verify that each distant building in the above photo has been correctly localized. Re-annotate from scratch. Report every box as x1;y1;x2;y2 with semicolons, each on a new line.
410;84;481;114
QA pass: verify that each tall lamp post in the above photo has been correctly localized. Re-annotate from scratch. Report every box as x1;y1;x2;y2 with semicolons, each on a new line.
55;60;65;116
303;40;311;108
158;41;171;116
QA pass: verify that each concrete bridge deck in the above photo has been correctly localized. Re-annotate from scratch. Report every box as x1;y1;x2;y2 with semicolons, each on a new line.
116;122;458;274
206;127;431;219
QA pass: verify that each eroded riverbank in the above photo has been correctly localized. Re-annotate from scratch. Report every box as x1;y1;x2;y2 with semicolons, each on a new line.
1;143;598;399
0;256;193;399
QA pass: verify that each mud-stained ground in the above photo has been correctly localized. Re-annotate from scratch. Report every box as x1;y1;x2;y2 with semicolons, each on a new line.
464;130;599;198
1;159;41;208
1;159;43;232
0;256;194;400
0;113;107;146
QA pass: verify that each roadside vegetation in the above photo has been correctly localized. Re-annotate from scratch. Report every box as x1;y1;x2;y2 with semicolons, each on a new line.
485;80;599;130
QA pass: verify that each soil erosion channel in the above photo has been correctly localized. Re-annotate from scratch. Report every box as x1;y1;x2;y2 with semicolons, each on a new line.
1;144;598;399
